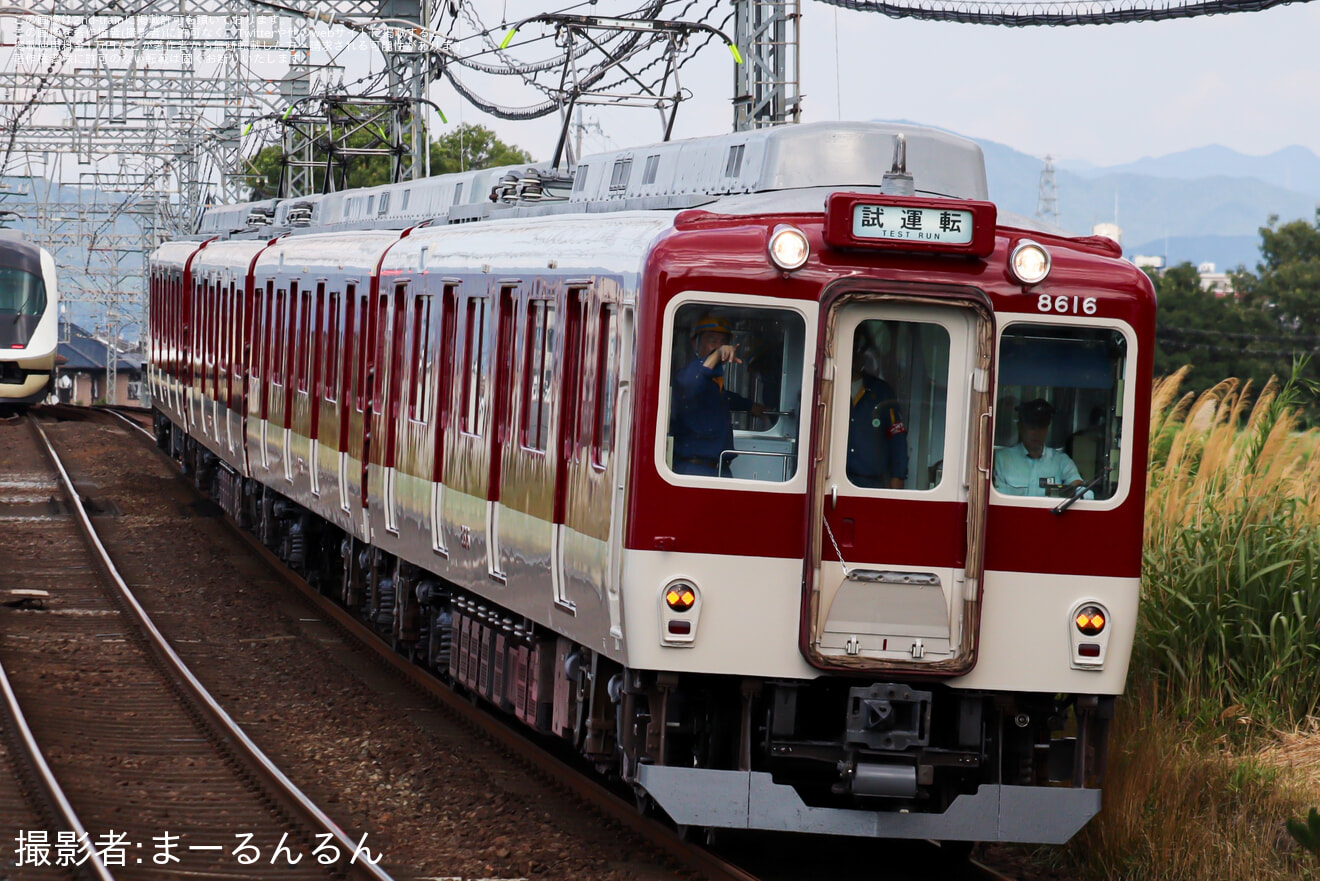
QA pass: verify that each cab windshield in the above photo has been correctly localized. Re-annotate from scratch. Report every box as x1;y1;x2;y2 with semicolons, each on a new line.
665;302;806;483
0;266;46;316
993;324;1128;501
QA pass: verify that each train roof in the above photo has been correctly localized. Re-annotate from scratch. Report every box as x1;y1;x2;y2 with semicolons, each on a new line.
194;122;990;239
0;232;45;275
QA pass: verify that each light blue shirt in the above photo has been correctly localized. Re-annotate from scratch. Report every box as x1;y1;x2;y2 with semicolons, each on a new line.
994;443;1084;497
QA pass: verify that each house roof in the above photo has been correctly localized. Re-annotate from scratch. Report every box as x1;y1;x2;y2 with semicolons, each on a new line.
57;322;142;373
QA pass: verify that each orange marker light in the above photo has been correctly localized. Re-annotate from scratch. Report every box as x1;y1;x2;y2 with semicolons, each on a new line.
1074;605;1107;636
665;586;696;612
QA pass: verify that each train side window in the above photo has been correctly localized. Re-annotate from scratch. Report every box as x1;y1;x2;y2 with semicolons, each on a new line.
385;285;408;420
664;303;806;482
461;296;489;436
194;280;202;375
521;298;555;452
273;288;287;387
297;283;311;393
259;281;274;385
342;284;359;406
409;293;432;423
205;281;216;372
354;290;370;409
216;282;227;393
310;283;326;400
325;291;341;403
287;282;302;390
992;323;1129;502
227;282;239;406
373;288;396;412
436;284;459;430
593;304;618;467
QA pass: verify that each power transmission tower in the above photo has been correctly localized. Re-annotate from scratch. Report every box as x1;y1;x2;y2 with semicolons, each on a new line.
1036;154;1060;226
733;0;801;131
256;0;432;197
0;0;383;393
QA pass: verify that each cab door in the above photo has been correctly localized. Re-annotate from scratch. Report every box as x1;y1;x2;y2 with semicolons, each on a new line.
809;296;992;674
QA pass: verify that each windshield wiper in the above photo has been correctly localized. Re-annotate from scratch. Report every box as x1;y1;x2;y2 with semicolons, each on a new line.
10;284;35;326
1052;469;1110;516
10;294;30;325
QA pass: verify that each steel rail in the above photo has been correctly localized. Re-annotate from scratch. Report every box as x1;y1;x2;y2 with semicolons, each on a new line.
96;406;763;881
27;413;398;881
101;405;154;439
0;627;115;881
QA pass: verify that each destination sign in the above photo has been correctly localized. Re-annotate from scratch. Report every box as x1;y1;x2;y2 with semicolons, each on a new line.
850;204;974;245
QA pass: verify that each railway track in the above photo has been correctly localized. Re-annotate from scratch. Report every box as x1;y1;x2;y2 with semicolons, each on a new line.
94;406;1018;881
93;408;763;878
0;412;396;880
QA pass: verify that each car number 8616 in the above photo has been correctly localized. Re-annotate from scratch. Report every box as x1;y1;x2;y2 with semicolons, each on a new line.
1038;294;1097;315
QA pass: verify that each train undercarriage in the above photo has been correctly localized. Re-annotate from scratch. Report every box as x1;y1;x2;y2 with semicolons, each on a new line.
167;418;1112;842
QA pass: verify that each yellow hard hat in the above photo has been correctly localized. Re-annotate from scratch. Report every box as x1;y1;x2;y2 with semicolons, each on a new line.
691;314;731;338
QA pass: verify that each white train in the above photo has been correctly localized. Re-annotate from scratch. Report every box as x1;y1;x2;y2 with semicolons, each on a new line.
0;232;59;409
149;122;1155;845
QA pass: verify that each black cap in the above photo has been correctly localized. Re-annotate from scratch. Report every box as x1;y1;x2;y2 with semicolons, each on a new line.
1017;398;1055;427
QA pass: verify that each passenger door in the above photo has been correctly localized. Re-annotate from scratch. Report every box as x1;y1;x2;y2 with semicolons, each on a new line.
486;285;518;580
551;287;587;612
809;297;992;673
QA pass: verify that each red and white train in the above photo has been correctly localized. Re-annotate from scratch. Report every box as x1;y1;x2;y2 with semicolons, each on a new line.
148;122;1154;845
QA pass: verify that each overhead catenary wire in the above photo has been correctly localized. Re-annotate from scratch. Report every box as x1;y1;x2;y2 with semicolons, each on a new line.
815;0;1309;26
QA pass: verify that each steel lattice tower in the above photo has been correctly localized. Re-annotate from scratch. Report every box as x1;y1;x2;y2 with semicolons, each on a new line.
733;0;801;131
1036;154;1060;227
0;1;396;400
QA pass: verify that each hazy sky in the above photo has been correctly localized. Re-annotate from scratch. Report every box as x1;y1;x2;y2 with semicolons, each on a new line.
421;0;1320;167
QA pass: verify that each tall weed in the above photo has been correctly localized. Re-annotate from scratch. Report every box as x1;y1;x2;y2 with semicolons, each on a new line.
1140;369;1320;728
1062;694;1313;881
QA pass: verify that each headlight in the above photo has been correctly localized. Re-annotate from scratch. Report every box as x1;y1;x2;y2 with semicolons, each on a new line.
769;225;810;271
1010;239;1051;285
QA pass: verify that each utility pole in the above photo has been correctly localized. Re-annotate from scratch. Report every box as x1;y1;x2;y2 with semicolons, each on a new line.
732;0;801;131
1036;154;1060;226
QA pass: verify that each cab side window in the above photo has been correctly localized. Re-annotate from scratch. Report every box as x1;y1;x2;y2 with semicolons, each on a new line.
993;324;1128;501
664;303;805;483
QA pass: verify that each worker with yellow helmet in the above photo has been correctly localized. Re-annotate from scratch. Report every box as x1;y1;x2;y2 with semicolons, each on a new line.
669;314;765;476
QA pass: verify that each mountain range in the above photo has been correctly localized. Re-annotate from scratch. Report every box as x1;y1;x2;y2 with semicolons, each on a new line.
967;134;1320;273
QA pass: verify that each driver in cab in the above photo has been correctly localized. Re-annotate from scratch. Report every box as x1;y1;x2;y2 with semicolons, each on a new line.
993;398;1085;497
670;315;765;477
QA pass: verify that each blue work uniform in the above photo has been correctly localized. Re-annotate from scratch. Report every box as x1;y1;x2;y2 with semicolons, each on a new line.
670;357;756;476
846;375;909;488
993;443;1084;496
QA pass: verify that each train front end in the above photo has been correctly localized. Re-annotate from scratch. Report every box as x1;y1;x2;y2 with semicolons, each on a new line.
622;124;1155;843
0;234;58;407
